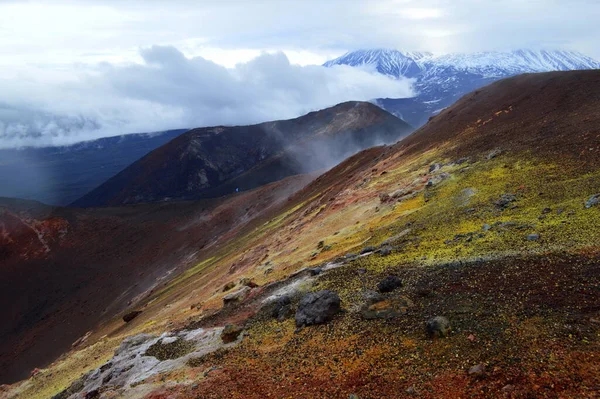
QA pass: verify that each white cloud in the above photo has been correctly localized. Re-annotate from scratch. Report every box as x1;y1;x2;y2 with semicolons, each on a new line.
0;46;414;148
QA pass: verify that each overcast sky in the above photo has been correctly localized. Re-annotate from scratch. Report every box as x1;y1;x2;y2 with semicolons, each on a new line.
1;0;598;148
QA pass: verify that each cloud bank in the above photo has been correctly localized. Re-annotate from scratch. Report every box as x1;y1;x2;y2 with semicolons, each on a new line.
0;46;413;148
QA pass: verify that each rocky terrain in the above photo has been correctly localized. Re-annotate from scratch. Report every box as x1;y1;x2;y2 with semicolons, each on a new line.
1;70;600;398
72;102;412;207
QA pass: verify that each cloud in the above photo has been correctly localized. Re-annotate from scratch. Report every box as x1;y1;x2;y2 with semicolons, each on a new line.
0;46;413;148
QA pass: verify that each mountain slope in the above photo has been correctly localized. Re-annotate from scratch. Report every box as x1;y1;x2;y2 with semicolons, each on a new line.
0;173;313;385
5;71;600;399
325;49;600;127
0;129;187;206
72;102;412;207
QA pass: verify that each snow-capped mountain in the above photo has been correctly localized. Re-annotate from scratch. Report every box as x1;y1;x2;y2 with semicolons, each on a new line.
323;48;431;78
324;49;600;127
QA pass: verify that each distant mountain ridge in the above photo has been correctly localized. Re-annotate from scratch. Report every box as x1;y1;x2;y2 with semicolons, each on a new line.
325;49;600;126
72;101;412;207
0;129;188;206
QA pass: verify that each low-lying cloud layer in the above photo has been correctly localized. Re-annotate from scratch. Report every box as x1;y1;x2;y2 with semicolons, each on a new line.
0;46;413;148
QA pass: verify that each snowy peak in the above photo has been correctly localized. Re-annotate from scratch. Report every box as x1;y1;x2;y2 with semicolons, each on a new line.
423;49;600;78
325;48;600;79
324;49;429;78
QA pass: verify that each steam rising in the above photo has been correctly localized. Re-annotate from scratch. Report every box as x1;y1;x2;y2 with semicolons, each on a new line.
0;46;414;149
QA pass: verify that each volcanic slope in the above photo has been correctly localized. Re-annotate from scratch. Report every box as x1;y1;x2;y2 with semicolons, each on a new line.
72;101;412;207
0;173;313;385
4;70;600;399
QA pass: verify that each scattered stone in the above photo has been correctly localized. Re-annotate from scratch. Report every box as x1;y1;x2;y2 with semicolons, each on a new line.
357;268;367;274
455;157;470;165
541;207;552;214
426;172;450;187
426;316;450;338
482;224;491;232
317;240;325;249
377;275;403;293
264;267;274;276
468;363;486;376
271;295;294;322
360;246;376;255
349;394;360;399
345;253;358;260
527;233;540;241
222;281;236;292
223;286;251;306
379;192;391;203
429;163;441;173
585;194;600;208
487;148;503;160
502;384;515;393
361;297;413;320
295;290;341;327
221;324;244;344
495;193;517;210
122;310;142;323
406;386;417;395
377;246;393;256
362;290;385;305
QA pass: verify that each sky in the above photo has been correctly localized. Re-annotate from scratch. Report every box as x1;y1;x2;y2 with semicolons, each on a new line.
0;0;598;148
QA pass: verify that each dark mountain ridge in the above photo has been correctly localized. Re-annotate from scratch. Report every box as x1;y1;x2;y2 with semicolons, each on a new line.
72;101;412;207
0;129;188;206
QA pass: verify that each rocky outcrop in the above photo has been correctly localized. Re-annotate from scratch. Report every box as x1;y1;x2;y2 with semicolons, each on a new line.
295;290;341;327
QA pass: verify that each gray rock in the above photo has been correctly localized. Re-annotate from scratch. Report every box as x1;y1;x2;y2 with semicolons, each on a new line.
585;194;600;208
295;290;341;327
527;233;540;241
272;295;294;322
482;224;491;232
429;163;441;173
377;275;403;293
468;363;485;375
426;316;450;338
362;290;385;305
495;193;516;210
486;148;503;160
377;246;393;256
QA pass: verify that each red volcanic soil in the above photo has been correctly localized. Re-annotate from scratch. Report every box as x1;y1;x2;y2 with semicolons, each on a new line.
0;173;312;384
395;70;600;167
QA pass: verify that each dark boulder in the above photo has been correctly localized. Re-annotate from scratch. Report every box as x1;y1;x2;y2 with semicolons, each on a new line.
122;310;142;323
495;193;516;210
295;290;341;327
360;246;376;255
377;275;403;293
272;295;294;322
